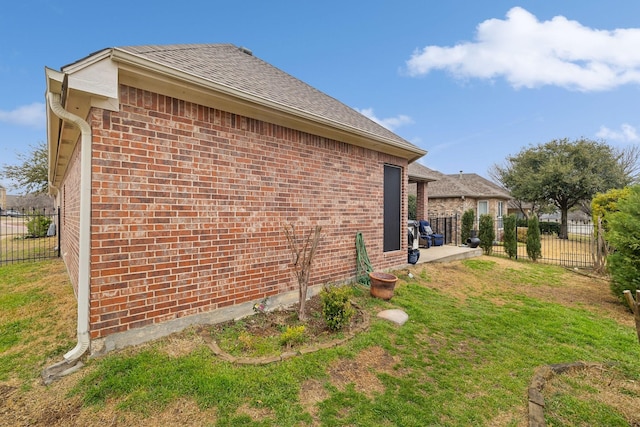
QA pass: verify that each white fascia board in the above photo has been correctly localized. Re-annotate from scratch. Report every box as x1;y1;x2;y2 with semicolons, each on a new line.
45;68;65;185
65;57;119;111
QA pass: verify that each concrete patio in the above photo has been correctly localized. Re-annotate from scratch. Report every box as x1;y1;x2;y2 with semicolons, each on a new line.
415;244;482;264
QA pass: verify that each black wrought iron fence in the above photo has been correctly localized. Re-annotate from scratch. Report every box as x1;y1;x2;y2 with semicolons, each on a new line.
428;215;458;245
482;218;595;268
0;207;60;265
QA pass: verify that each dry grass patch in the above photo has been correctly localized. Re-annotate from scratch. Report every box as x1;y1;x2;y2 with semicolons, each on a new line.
299;379;329;426
544;365;640;425
326;346;399;398
159;328;207;358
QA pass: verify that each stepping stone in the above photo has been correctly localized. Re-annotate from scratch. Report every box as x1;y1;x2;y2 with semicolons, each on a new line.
377;309;408;325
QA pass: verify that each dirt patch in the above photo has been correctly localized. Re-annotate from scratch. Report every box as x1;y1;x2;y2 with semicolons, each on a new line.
299;379;329;425
84;398;218;427
296;346;400;426
236;402;274;423
160;330;207;358
0;375;83;427
327;346;399;397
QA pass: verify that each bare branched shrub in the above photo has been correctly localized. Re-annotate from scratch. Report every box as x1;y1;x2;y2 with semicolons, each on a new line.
284;224;322;321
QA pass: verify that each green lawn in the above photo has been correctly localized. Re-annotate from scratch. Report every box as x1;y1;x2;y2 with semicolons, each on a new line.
1;257;639;426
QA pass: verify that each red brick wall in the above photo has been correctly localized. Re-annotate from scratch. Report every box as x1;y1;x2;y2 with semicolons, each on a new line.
60;138;83;295
86;85;407;339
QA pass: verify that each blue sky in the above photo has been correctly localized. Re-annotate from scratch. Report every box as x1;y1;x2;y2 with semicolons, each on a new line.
1;1;640;192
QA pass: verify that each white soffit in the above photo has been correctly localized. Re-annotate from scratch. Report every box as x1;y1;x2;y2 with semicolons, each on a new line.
65;57;119;110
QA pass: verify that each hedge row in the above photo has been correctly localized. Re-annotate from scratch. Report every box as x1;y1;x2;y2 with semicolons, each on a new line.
515;219;560;235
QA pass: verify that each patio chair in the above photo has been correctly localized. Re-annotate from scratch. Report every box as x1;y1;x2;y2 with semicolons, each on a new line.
418;220;433;248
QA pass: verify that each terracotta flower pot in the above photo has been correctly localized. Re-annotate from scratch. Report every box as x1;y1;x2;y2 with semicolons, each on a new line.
369;272;398;300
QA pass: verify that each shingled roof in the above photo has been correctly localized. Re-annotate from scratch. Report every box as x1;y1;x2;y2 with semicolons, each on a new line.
410;164;511;199
408;162;440;182
66;44;424;160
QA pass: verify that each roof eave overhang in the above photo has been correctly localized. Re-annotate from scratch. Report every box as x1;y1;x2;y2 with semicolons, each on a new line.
46;53;121;189
408;176;438;183
109;48;426;162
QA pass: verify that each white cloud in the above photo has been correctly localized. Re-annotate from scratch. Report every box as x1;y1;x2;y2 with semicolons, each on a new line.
356;107;413;131
596;123;640;142
406;7;640;91
0;103;46;128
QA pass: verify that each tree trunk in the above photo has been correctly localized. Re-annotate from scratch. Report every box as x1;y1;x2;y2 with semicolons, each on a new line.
284;224;322;322
559;208;569;239
624;290;640;345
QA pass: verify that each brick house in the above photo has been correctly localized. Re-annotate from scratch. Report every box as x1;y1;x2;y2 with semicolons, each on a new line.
44;44;426;364
409;164;511;242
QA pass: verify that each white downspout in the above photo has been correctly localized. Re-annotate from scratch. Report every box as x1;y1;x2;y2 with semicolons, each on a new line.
42;91;92;383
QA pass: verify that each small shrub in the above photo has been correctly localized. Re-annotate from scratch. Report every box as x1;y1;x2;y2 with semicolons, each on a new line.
539;221;561;235
320;284;355;331
279;325;306;347
461;209;475;242
478;214;495;255
27;214;52;238
516;227;528;243
238;331;256;351
502;214;517;258
526;215;542;261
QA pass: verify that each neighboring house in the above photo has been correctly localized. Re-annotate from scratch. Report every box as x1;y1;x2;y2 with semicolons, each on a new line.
419;167;511;241
507;200;534;219
45;44;426;360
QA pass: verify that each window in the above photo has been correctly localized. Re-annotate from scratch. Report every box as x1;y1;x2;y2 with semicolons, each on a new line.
383;165;401;252
478;200;489;218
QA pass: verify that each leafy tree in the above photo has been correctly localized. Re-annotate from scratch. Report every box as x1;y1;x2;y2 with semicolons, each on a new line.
616;144;640;185
478;214;495;255
502;214;517;259
492;138;629;239
591;187;631;232
606;185;640;301
461;209;475;243
526;215;542;261
408;194;417;220
1;141;48;194
591;187;631;273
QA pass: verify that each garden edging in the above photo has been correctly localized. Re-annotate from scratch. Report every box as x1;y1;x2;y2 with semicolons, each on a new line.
198;306;370;366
